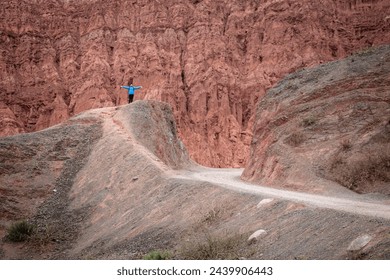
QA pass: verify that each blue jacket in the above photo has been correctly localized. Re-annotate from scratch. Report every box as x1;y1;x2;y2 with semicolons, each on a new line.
121;85;142;95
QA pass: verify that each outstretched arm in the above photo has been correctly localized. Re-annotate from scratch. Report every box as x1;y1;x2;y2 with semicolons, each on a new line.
133;86;142;90
121;86;130;89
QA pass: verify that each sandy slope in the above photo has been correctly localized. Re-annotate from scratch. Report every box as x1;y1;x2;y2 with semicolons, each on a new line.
1;101;389;260
58;102;390;259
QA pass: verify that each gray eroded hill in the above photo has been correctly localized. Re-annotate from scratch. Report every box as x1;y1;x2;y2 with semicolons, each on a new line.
1;101;389;259
243;45;390;195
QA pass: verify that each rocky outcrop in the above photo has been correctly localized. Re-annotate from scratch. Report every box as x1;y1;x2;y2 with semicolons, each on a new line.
0;105;24;135
116;101;191;169
1;0;390;167
242;45;390;195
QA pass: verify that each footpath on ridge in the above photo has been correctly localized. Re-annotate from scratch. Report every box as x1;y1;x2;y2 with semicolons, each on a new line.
170;167;390;220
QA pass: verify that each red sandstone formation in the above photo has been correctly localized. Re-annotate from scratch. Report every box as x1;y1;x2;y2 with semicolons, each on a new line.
1;0;389;167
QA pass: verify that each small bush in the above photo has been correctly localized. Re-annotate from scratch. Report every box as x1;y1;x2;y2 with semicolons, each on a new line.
200;208;222;225
6;221;35;242
286;131;306;147
355;46;376;56
31;223;55;246
302;116;316;127
179;233;245;260
143;250;171;260
328;146;390;192
347;251;368;260
340;139;352;151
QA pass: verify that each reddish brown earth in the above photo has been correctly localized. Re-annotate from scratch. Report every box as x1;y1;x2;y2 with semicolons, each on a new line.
242;45;390;195
1;101;389;260
1;0;390;167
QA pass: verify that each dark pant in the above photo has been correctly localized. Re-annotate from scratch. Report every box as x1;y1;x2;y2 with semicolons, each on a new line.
128;94;134;103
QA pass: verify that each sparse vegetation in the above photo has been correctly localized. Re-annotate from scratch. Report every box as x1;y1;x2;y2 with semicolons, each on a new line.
30;223;55;246
355;46;376;56
286;131;306;147
6;221;35;242
143;250;171;260
302;116;316;127
200;207;223;225
347;251;368;260
179;232;247;260
328;145;390;192
340;139;352;151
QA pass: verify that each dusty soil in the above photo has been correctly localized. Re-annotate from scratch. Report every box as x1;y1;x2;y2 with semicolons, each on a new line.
172;167;390;220
1;100;389;260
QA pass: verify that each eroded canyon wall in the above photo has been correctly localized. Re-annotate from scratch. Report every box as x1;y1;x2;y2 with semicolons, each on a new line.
1;0;389;167
242;45;390;194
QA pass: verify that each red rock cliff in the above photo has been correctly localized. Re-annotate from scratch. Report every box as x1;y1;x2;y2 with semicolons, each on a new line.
1;0;389;167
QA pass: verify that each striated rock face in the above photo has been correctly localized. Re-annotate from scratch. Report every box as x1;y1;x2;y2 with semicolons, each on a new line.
242;45;390;195
1;0;390;167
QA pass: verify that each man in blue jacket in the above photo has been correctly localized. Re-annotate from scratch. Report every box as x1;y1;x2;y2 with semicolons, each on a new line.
121;79;142;103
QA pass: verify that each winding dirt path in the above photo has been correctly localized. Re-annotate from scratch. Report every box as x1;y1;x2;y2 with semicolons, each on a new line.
92;106;390;221
171;167;390;220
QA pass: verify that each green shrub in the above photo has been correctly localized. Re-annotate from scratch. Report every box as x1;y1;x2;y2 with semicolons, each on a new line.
143;250;171;260
7;221;35;242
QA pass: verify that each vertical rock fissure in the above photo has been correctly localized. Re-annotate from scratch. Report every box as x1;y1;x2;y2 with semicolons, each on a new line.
179;30;190;113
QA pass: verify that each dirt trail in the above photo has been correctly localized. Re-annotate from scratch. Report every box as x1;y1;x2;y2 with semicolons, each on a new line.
2;102;389;260
103;104;390;221
171;167;390;220
104;107;169;172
